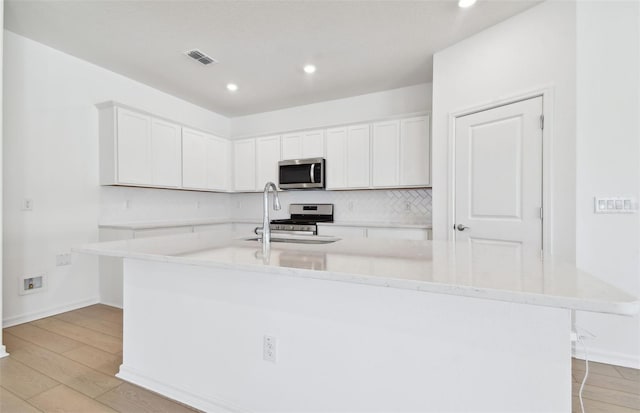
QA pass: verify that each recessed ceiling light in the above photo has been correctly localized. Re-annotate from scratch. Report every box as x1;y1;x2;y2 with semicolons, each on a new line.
303;64;317;74
458;0;477;8
227;83;238;92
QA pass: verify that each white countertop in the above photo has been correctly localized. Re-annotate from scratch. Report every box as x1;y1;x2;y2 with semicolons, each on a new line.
74;231;639;316
99;218;260;230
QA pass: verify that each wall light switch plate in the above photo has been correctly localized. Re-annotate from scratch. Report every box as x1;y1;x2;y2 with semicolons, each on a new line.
594;197;637;214
21;199;33;211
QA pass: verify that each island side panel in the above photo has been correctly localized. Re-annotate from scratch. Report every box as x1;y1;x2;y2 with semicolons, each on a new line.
118;258;571;413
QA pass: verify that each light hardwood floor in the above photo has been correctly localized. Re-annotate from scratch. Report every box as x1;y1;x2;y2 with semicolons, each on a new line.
0;304;638;412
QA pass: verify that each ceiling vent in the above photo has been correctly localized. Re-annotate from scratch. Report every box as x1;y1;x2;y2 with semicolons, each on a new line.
184;49;218;66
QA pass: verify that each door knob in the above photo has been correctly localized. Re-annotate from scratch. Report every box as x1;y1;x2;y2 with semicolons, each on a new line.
456;224;469;231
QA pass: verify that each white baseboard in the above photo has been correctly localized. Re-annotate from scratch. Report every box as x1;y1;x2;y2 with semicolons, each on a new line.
117;365;249;413
2;297;100;327
573;345;640;369
98;300;123;309
0;345;8;359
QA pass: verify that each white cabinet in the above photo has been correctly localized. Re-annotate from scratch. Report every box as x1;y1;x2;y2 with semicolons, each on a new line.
116;108;152;185
281;129;325;160
151;119;182;188
182;128;207;190
318;224;431;240
233;139;256;191
182;128;230;191
400;116;430;186
326;124;370;190
99;104;184;188
372;120;400;187
255;135;281;190
371;116;430;188
206;135;231;191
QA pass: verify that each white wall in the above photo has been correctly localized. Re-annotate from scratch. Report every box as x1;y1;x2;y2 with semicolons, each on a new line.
231;83;432;138
432;0;640;367
431;1;577;262
2;31;231;325
0;0;7;356
574;1;640;368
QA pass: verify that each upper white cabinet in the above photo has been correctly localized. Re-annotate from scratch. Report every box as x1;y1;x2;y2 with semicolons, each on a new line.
372;120;401;187
182;128;230;191
116;108;152;185
233;139;256;191
400;116;430;186
151;119;182;188
371;116;430;188
100;104;182;188
326;124;370;190
255;135;281;190
281;129;325;160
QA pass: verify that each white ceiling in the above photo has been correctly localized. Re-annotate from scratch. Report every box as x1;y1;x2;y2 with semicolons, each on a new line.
5;0;540;117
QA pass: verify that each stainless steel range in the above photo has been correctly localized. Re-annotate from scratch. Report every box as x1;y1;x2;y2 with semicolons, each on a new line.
269;204;334;235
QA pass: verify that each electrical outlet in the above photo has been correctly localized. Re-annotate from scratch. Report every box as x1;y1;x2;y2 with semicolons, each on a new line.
348;201;354;212
196;201;202;209
22;199;33;211
56;253;72;266
404;201;412;212
263;335;277;363
124;200;132;209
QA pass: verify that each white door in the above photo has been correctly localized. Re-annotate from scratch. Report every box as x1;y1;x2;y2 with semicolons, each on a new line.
347;124;370;188
206;135;230;191
233;139;256;191
255;135;281;190
400;116;430;186
372;120;400;187
454;97;543;251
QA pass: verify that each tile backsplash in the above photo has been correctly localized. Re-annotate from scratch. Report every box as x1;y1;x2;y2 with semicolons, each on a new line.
231;188;432;224
100;186;432;225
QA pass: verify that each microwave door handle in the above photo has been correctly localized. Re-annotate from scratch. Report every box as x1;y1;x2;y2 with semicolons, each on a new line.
310;163;315;183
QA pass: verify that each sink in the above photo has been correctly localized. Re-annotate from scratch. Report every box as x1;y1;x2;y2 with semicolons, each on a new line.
244;237;339;245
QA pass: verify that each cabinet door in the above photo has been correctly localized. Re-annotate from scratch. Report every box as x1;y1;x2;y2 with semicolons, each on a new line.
182;128;207;189
281;133;302;160
372;120;400;187
347;124;370;188
325;127;347;189
206;135;230;191
400;116;430;186
366;227;429;241
233;139;256;191
256;135;281;190
317;225;366;238
117;108;151;184
151;119;181;188
302;129;325;158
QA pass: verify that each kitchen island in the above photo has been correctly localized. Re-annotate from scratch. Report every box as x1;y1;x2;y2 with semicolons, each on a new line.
75;231;639;413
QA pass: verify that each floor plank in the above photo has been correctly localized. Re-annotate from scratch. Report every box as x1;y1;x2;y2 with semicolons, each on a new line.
67;306;123;326
31;318;121;354
4;324;84;354
62;345;122;376
573;382;640;410
0;386;42;413
0;358;59;400
2;333;35;354
54;312;122;339
96;382;198;413
28;384;118;413
585;371;640;395
573;358;624;379
616;365;640;383
8;343;121;398
572;396;640;413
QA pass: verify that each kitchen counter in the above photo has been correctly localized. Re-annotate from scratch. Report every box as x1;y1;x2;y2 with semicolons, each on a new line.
75;231;638;316
317;221;431;229
98;218;260;230
75;232;637;412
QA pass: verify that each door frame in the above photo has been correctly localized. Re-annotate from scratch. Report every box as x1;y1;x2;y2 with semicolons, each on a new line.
447;86;554;253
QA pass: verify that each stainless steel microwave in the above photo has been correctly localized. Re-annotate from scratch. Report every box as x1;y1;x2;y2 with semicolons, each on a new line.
278;158;325;189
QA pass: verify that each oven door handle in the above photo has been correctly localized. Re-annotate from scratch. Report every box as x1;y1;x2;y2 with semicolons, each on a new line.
310;163;315;183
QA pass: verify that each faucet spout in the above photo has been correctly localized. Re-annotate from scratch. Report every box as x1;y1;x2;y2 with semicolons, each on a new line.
262;182;281;251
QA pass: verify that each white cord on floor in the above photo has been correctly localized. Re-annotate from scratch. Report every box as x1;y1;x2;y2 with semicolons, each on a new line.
578;335;589;413
575;326;595;413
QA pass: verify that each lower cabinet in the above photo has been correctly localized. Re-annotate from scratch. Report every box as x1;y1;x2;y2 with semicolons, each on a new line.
318;225;431;240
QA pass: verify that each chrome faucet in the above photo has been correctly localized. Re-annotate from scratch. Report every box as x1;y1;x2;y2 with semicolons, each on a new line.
262;182;281;250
